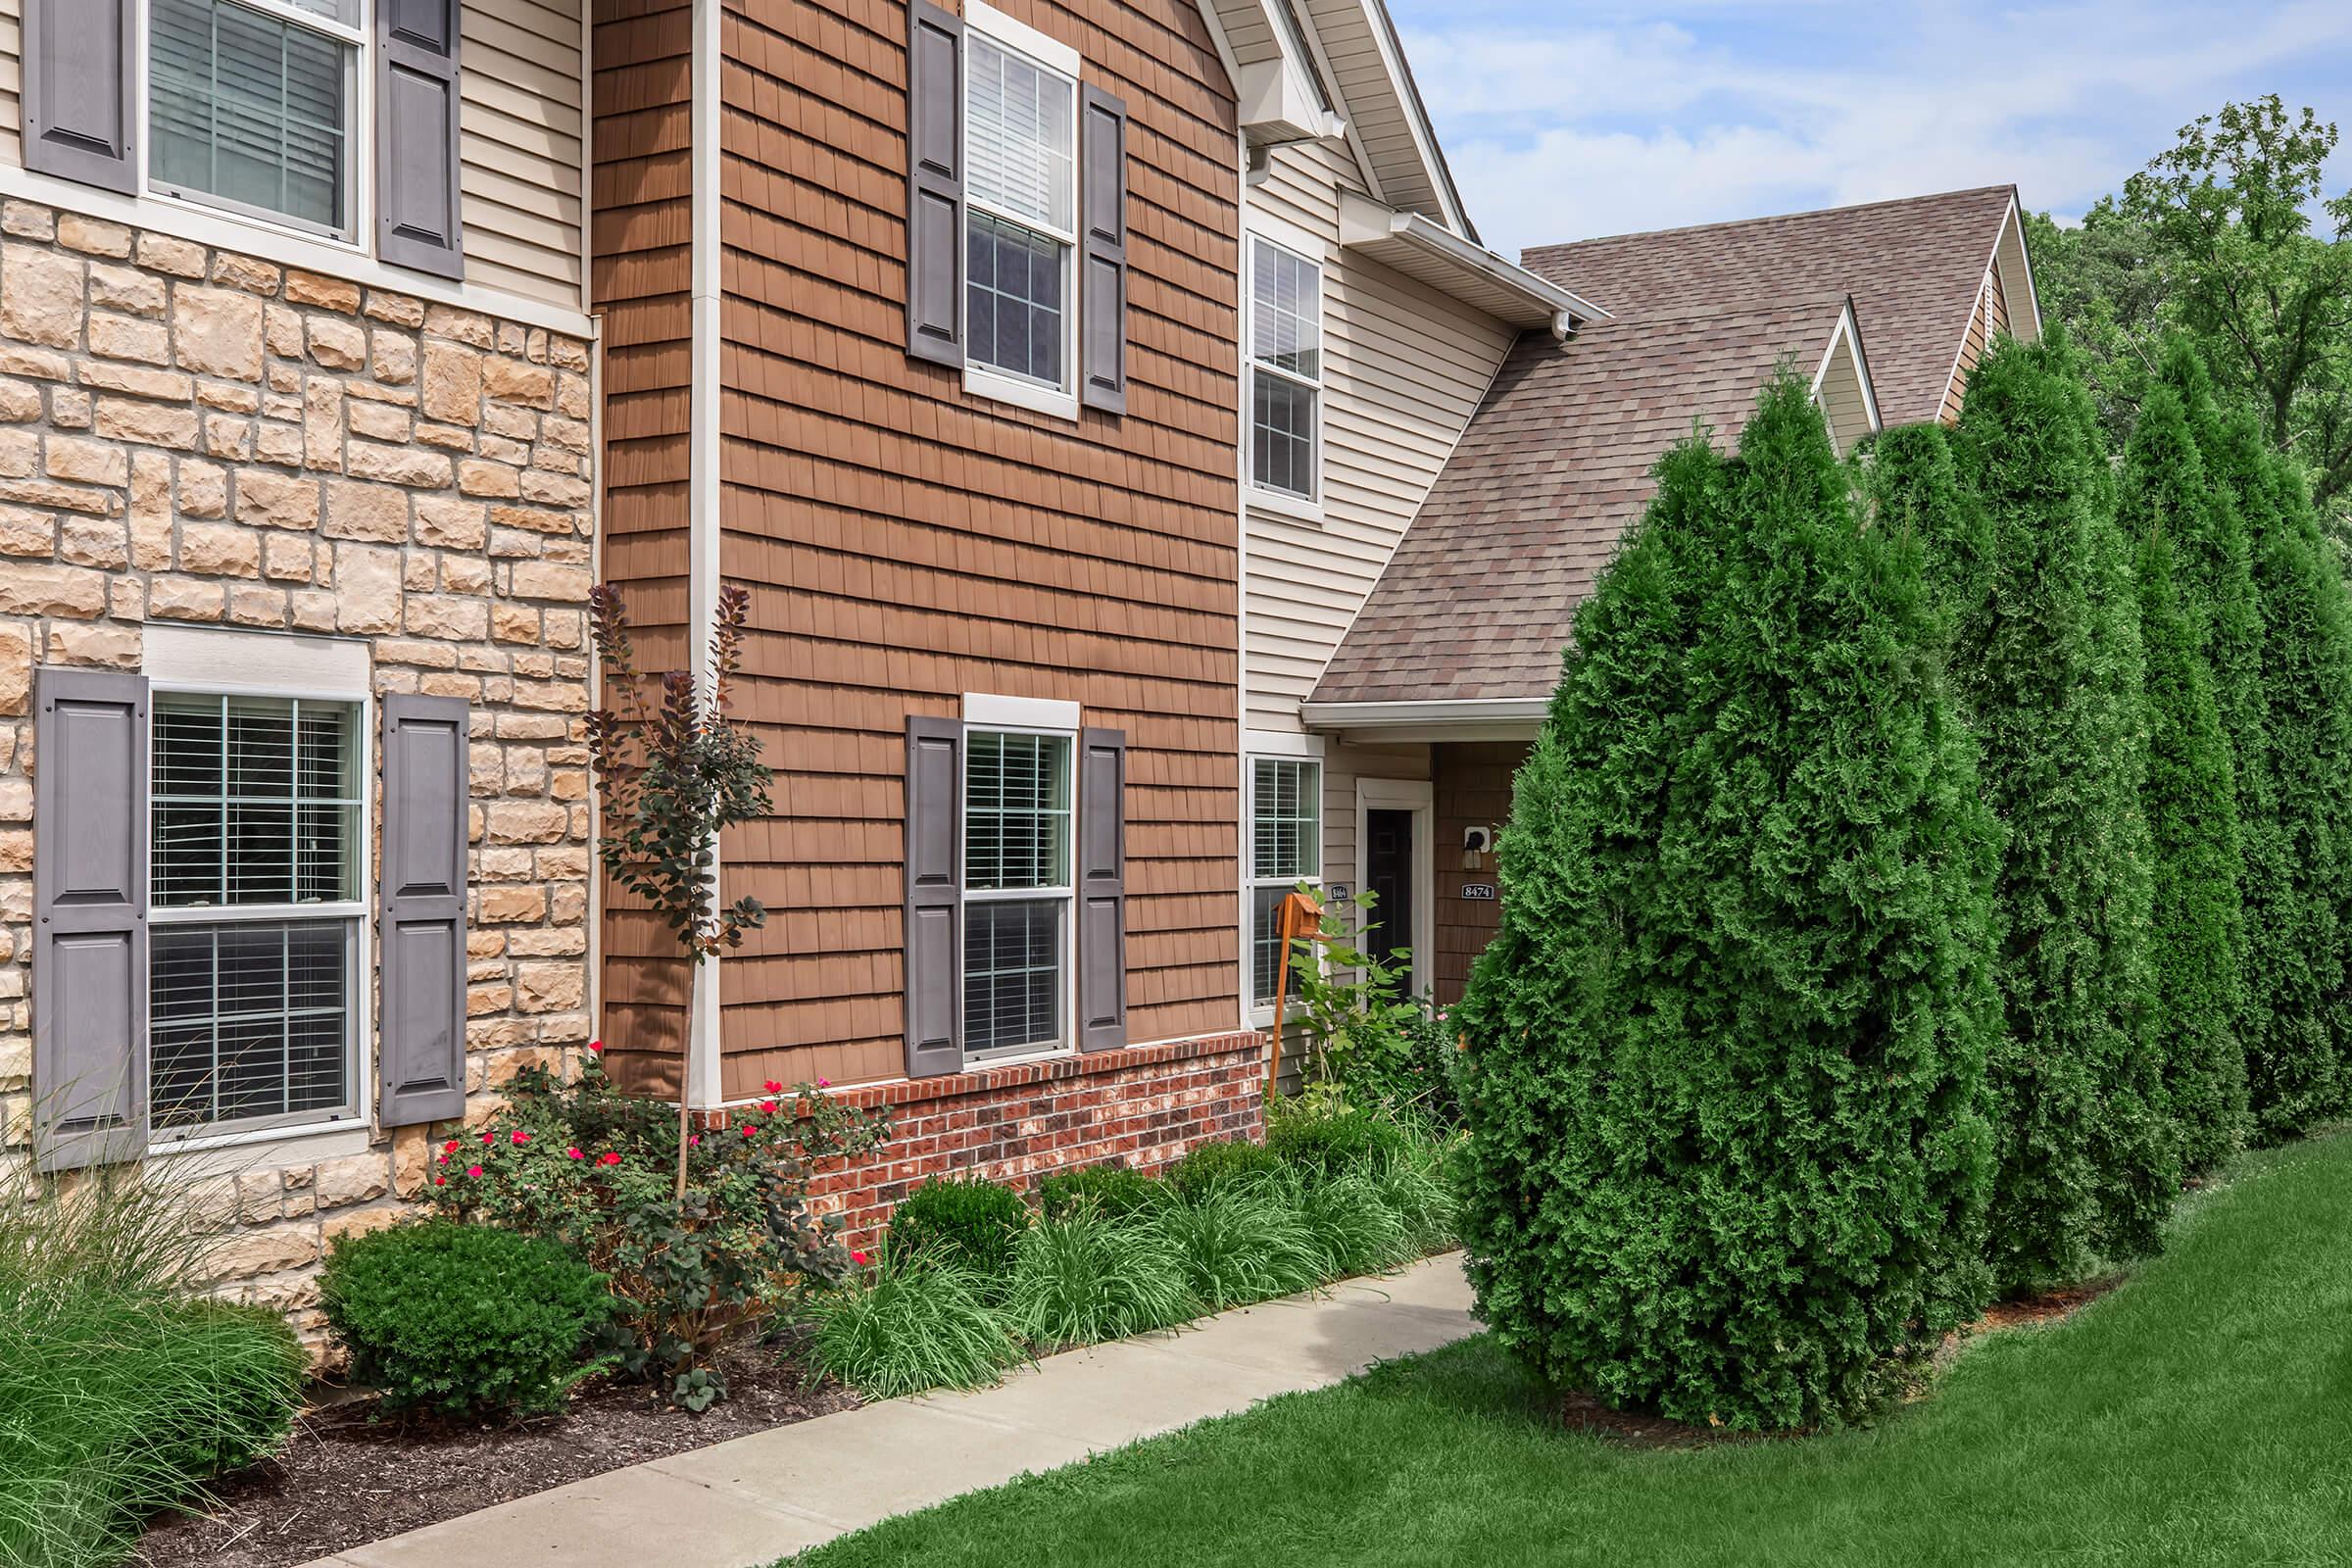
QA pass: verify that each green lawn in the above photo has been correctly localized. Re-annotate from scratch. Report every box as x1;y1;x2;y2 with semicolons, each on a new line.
789;1132;2352;1567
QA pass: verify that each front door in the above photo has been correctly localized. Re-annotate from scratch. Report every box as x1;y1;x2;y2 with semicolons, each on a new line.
1364;808;1415;985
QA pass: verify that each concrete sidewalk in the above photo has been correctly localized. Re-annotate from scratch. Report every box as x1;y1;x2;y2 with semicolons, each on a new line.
300;1251;1476;1568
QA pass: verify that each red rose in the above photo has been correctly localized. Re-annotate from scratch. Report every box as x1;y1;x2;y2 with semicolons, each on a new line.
466;1164;483;1178
851;1250;869;1266
599;1152;622;1166
588;1040;604;1054
759;1100;778;1115
433;1176;446;1187
762;1079;784;1095
442;1139;460;1153
565;1147;584;1160
741;1124;758;1137
511;1130;530;1145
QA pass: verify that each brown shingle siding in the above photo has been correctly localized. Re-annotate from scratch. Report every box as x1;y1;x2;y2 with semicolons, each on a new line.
705;0;1243;1096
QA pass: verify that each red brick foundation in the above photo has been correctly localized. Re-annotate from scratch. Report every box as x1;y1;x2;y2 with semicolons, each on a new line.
806;1032;1268;1245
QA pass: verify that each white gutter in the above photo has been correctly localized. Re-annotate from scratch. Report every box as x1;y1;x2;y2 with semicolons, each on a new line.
1300;695;1549;741
686;0;723;1110
1338;191;1608;330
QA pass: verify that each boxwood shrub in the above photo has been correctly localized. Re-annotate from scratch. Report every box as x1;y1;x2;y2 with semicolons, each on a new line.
886;1177;1030;1275
321;1220;613;1418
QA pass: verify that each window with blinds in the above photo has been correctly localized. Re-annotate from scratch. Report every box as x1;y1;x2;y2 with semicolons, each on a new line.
963;729;1073;1056
150;691;364;1136
963;28;1077;393
149;0;362;239
1250;757;1322;1008
1249;238;1324;502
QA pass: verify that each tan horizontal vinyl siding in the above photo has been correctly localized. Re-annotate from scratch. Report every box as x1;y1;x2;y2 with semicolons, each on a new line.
0;0;582;311
1242;140;1512;736
0;0;19;169
462;0;587;309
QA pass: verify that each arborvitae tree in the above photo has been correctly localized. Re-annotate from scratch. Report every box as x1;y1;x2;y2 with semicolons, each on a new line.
2229;427;2352;1135
2152;344;2277;1124
1861;422;1986;664
1456;376;1997;1432
1948;332;2176;1291
2117;410;2248;1167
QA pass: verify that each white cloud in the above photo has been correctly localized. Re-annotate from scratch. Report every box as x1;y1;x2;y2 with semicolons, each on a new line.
1395;0;2352;259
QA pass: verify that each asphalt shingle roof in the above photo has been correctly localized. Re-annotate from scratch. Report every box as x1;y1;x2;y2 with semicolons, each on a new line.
1311;186;2020;708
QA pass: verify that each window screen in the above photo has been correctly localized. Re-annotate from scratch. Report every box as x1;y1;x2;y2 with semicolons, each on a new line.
964;729;1073;1055
1250;758;1322;1007
151;692;362;1136
963;30;1076;391
149;0;358;237
1250;240;1323;501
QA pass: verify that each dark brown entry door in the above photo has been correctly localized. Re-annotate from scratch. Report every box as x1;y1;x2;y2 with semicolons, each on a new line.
1365;808;1414;984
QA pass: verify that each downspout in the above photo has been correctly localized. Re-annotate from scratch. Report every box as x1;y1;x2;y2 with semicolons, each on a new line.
687;0;724;1110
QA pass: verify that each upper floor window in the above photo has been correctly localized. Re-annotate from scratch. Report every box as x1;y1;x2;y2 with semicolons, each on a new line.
1249;236;1323;502
964;24;1078;396
148;0;364;241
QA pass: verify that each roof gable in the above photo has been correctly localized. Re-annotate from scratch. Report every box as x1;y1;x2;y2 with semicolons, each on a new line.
1524;185;2022;425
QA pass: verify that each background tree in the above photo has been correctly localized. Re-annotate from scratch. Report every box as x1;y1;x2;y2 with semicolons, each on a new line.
1947;333;2176;1291
2034;97;2352;548
2117;386;2249;1168
1456;377;1997;1431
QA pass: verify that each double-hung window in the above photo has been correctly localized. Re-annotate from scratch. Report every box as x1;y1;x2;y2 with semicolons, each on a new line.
149;691;365;1137
1248;236;1323;503
1248;757;1322;1010
964;728;1075;1056
147;0;366;241
963;16;1079;399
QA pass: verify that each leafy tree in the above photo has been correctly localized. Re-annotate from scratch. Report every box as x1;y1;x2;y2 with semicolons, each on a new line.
1456;376;1997;1431
1858;422;1985;663
1947;332;2176;1290
585;582;774;1197
2116;387;2249;1168
2034;98;2352;545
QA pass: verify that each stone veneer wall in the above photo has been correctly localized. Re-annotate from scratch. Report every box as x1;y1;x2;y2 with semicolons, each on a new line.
0;199;596;1349
806;1033;1269;1247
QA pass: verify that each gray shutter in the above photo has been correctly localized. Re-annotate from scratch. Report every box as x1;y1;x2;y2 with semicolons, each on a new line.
379;694;469;1126
1079;86;1130;415
31;668;149;1171
22;0;137;193
905;715;964;1077
1077;727;1127;1052
905;1;964;368
376;0;466;279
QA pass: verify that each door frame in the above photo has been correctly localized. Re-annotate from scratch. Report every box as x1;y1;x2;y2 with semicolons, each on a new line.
1354;778;1434;1002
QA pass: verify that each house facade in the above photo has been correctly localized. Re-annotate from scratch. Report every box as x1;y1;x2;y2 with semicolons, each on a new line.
0;0;596;1335
2;0;2055;1343
1301;187;2045;1000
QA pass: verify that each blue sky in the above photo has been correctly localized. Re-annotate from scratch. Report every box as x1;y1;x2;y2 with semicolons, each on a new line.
1387;1;2352;262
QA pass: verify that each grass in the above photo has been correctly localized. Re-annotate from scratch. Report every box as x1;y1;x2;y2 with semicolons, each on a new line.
787;1131;2352;1567
804;1253;1023;1399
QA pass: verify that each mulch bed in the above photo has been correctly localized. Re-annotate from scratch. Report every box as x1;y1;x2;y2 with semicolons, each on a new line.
136;1346;860;1568
1555;1274;2129;1449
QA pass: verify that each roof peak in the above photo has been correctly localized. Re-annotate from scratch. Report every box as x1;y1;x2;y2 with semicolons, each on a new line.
1523;184;2017;265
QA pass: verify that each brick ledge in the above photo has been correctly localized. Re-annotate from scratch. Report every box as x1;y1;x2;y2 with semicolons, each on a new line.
825;1031;1268;1111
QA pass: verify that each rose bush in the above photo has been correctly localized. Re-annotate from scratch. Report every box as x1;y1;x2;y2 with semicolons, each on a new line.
427;1045;888;1406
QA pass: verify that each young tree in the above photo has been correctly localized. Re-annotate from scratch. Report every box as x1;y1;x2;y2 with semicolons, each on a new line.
1456;377;1997;1431
1859;422;1986;665
1948;332;2176;1290
585;583;775;1198
2117;387;2249;1167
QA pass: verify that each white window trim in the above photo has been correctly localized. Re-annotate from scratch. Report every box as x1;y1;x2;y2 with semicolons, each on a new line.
1246;750;1325;1025
961;719;1080;1061
959;3;1083;421
136;0;372;251
140;628;373;1154
1353;776;1433;1002
1246;232;1326;511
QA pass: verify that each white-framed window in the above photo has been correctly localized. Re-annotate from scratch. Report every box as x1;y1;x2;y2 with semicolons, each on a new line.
1248;235;1323;504
963;726;1076;1057
1248;755;1322;1011
962;7;1079;409
148;687;368;1138
144;0;366;243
